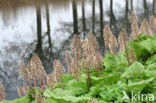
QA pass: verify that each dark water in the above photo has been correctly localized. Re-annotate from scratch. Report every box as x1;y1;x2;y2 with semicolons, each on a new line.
0;0;155;100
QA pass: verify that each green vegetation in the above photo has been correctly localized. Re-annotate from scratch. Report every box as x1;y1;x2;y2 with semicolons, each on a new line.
1;34;156;103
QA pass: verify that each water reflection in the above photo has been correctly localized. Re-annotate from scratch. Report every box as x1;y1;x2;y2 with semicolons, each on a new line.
0;0;155;100
72;0;79;34
82;0;86;38
92;0;95;34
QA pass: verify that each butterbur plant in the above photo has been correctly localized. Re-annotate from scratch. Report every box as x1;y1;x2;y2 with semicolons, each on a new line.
17;83;28;97
104;25;117;55
83;32;102;69
2;10;156;103
65;51;73;74
82;33;103;88
129;11;139;41
19;62;34;93
150;15;156;33
118;28;128;52
83;32;99;56
71;58;80;80
94;52;103;73
127;46;137;65
83;33;100;69
118;28;131;65
0;83;5;101
71;35;83;80
31;54;47;87
53;60;65;88
130;10;138;23
86;58;91;88
27;60;38;88
47;73;56;90
108;34;118;55
35;92;42;103
19;54;47;103
71;35;83;61
140;19;153;35
88;98;98;103
103;25;111;48
130;21;139;41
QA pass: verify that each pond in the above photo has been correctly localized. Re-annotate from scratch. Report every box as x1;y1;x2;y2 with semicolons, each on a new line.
0;0;155;100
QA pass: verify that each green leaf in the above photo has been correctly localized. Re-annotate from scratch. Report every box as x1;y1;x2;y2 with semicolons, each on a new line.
0;95;33;103
66;79;87;96
121;62;144;79
43;98;58;103
147;63;156;70
129;34;156;62
0;101;10;103
99;84;124;102
86;86;100;97
144;63;156;78
145;70;156;78
44;89;89;103
103;52;116;72
146;55;156;65
139;39;155;52
103;52;128;72
130;39;147;60
115;52;128;66
91;72;121;85
137;34;152;40
44;88;74;97
61;74;75;84
61;74;75;88
125;77;155;93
